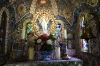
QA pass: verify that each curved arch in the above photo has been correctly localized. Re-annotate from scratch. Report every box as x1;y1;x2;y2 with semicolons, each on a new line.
6;3;16;29
21;19;32;39
15;13;33;29
32;10;57;36
54;3;94;30
0;7;10;54
30;0;37;15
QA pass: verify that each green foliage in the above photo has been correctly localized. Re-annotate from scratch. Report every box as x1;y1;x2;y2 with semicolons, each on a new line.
40;43;54;52
49;34;56;42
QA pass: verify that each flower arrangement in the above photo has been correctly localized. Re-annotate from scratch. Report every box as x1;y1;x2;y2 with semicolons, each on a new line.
34;33;56;52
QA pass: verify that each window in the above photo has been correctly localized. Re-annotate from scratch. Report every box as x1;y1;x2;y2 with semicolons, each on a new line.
55;22;62;38
25;22;33;40
80;15;88;52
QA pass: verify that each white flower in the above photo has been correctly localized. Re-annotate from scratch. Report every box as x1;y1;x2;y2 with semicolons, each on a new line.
37;39;42;43
47;39;52;45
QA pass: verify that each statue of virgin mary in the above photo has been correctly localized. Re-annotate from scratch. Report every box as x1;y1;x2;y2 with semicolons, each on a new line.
40;14;48;34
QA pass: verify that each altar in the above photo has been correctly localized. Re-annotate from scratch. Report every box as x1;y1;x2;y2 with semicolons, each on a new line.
4;57;83;66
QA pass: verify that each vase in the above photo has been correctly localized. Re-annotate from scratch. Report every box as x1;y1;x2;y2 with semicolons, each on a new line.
39;50;54;61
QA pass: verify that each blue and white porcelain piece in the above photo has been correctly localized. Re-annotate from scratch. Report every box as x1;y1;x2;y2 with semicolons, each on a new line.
39;50;54;61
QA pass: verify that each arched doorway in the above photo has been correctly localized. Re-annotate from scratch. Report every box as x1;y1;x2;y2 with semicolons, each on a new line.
0;7;10;54
0;11;7;53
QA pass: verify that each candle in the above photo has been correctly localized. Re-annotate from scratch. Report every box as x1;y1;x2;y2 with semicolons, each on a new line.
66;45;68;54
64;29;67;39
55;47;61;60
28;47;34;60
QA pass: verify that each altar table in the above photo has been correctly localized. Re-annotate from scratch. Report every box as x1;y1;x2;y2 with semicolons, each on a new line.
4;57;83;66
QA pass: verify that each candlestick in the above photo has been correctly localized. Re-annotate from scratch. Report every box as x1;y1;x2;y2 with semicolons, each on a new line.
55;47;61;60
28;47;34;60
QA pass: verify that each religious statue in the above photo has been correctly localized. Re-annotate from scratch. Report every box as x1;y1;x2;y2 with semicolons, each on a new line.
42;17;47;33
40;14;48;34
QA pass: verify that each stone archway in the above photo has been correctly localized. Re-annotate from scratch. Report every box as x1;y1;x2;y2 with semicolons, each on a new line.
0;7;10;54
21;19;32;39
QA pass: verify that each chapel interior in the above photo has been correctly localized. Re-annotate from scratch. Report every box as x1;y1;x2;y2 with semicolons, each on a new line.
0;0;100;66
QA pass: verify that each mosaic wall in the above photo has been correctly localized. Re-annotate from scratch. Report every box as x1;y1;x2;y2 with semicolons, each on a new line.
77;52;100;66
75;9;100;53
0;0;100;62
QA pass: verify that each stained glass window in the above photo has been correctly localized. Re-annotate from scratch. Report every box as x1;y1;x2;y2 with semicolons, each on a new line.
25;22;33;40
55;22;62;38
80;16;88;52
